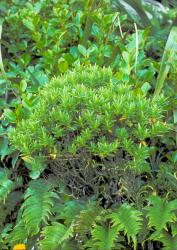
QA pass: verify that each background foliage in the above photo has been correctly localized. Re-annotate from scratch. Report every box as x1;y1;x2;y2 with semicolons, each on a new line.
0;0;176;249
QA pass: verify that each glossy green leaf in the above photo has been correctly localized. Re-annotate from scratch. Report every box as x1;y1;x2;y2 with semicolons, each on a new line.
58;58;68;73
20;80;27;92
78;44;87;57
3;109;16;123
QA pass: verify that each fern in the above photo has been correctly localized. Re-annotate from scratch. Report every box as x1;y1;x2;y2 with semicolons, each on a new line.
0;206;6;228
75;201;102;236
0;191;22;231
151;230;177;250
60;241;79;250
0;223;12;249
110;203;142;249
146;196;177;231
54;200;84;226
0;168;22;205
171;223;177;236
40;222;74;250
161;233;177;250
22;179;57;235
0;168;14;202
8;221;28;245
5;191;23;215
91;224;118;250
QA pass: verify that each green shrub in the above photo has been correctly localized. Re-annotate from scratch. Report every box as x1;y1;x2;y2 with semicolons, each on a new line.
9;64;168;181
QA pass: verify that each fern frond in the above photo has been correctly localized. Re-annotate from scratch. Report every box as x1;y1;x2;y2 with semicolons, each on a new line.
152;230;177;250
161;233;177;250
146;196;177;231
40;222;74;250
110;204;142;249
171;223;177;236
8;221;28;245
0;168;14;202
0;191;22;229
91;224;118;250
5;191;23;215
60;241;78;250
22;179;57;235
75;201;102;236
55;200;84;226
0;206;6;227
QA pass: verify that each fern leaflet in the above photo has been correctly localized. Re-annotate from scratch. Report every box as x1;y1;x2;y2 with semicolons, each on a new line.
92;224;118;250
0;168;14;202
151;230;177;250
75;201;102;236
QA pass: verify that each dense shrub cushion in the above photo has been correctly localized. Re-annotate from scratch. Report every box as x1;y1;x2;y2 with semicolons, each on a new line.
9;65;168;180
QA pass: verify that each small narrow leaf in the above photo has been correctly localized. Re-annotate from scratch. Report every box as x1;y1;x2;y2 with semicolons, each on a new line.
22;19;35;31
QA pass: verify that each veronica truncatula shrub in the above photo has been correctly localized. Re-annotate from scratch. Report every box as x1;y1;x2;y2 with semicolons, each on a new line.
9;65;168;181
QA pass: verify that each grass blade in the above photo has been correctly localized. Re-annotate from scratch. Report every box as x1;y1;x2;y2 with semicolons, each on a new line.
0;18;5;75
134;23;138;73
154;26;177;96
